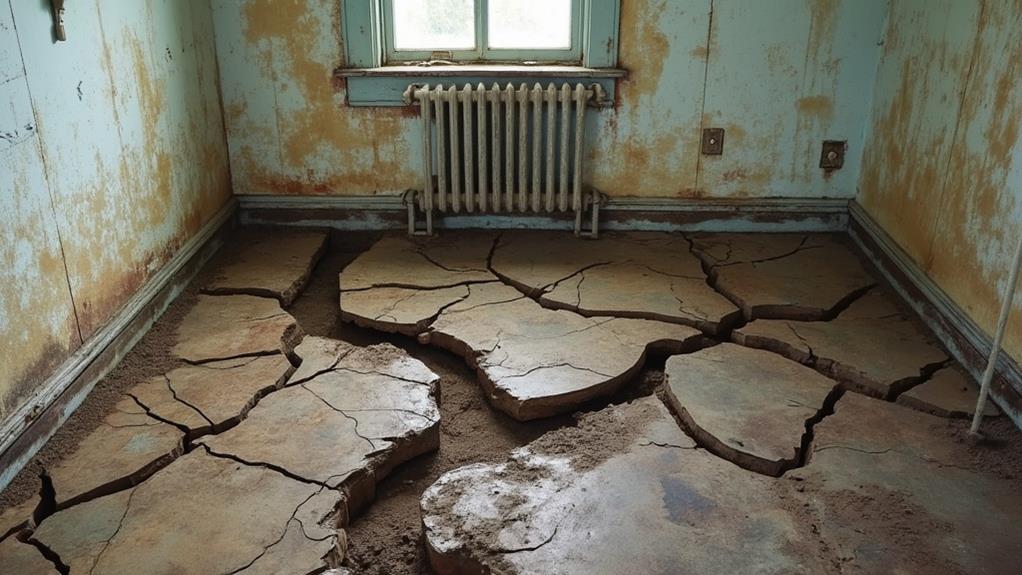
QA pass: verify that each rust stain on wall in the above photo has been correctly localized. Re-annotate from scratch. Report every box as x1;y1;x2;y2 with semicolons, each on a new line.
860;0;1022;361
929;0;1022;358
237;0;417;195
795;95;834;121
618;0;669;99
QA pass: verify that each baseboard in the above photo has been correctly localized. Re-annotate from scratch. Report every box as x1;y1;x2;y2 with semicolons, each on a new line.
0;199;239;491
848;200;1022;428
238;194;849;232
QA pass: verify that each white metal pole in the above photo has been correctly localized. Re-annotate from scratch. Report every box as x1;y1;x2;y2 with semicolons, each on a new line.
971;232;1022;434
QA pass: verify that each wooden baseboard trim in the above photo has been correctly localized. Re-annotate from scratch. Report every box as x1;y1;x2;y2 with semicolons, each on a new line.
848;200;1022;428
238;194;849;232
0;199;239;491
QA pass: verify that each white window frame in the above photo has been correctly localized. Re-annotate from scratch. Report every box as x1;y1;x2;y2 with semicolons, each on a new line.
381;0;584;64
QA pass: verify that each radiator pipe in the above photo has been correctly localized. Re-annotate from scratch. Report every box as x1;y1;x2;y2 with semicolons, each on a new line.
971;232;1022;435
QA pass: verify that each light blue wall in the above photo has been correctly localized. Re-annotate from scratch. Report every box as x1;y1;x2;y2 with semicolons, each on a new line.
212;0;889;199
0;1;231;425
859;0;1022;364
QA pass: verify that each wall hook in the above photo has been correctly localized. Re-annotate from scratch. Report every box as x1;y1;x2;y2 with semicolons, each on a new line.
51;0;67;42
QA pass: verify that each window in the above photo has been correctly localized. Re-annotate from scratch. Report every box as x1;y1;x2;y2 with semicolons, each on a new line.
339;0;622;106
385;0;580;63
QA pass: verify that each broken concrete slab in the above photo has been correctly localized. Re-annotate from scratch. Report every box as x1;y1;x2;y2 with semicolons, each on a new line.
204;229;328;306
32;451;344;574
201;343;439;514
0;496;39;541
128;354;294;437
691;233;875;320
491;231;739;333
789;392;1022;574
47;399;183;508
340;284;477;336
422;397;824;574
734;289;948;398
663;343;838;476
288;336;358;384
0;536;58;574
172;294;301;363
340;233;496;291
897;365;1000;419
423;283;703;420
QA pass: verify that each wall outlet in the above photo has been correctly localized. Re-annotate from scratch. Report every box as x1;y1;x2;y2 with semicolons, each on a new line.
702;128;724;155
820;140;847;170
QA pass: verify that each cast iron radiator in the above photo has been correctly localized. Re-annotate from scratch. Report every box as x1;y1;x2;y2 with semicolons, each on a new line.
402;82;608;237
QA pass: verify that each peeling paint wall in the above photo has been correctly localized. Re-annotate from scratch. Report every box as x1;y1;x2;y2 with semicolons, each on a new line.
214;0;887;198
858;0;1022;364
0;1;231;422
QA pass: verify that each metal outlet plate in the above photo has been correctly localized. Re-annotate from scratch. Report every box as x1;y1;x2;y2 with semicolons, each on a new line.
702;128;724;155
820;140;847;170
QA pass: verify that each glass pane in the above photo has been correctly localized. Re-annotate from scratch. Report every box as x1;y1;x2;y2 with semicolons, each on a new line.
488;0;572;50
391;0;476;51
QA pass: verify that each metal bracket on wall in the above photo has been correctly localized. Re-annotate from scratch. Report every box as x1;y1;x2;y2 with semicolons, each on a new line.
50;0;67;41
702;128;724;155
820;140;847;170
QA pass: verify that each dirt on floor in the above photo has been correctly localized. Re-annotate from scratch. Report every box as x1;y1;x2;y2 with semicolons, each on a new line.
285;231;687;574
5;228;1022;575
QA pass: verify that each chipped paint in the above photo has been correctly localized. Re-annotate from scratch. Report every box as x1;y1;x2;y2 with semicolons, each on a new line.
213;0;886;199
699;0;886;198
1;2;231;421
213;0;419;196
859;0;1022;364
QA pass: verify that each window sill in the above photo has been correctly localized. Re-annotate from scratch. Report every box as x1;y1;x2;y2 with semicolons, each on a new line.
335;65;626;107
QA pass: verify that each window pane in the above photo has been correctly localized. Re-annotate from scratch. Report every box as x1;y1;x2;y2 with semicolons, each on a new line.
487;0;572;50
392;0;475;51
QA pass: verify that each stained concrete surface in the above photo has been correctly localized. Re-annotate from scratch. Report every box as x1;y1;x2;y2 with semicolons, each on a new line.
341;234;706;419
33;451;345;574
422;397;825;574
171;294;301;363
47;399;183;508
1;228;1020;575
734;288;949;398
127;354;294;437
490;231;741;333
691;233;876;320
201;341;440;514
663;343;838;475
204;229;329;306
898;365;1001;419
0;535;57;574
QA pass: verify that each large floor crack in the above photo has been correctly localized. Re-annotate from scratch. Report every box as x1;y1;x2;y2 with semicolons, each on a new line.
165;374;216;429
343;279;498;293
199;444;330;489
84;488;136;575
299;385;379;451
25;537;70;574
221;487;332;575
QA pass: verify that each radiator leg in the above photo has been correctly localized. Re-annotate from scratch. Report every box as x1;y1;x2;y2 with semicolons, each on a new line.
577;189;605;239
405;189;434;236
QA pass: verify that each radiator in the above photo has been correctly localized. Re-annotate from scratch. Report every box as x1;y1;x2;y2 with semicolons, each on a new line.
402;82;608;237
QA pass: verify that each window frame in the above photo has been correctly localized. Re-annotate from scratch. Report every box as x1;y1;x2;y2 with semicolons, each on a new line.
381;0;584;64
339;0;623;106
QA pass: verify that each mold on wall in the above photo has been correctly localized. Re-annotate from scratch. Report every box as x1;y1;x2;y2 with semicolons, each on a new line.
12;0;233;339
0;4;81;422
858;0;1022;363
1;1;231;422
212;0;419;197
213;0;887;199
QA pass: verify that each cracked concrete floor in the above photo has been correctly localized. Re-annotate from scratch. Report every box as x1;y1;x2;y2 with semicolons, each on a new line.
1;228;1021;575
